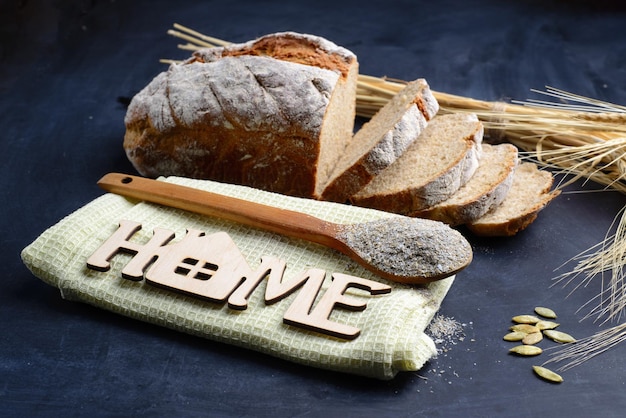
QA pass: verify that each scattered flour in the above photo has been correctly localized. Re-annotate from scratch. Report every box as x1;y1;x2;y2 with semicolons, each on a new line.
413;315;473;391
427;314;466;353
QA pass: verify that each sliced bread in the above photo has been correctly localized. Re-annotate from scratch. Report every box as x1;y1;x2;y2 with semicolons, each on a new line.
412;143;518;225
466;162;561;236
350;113;484;214
317;78;439;202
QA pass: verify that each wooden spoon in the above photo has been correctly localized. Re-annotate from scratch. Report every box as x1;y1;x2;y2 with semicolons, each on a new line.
97;173;472;284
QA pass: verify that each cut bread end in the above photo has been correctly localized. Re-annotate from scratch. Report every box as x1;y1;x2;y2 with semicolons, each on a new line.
466;162;560;236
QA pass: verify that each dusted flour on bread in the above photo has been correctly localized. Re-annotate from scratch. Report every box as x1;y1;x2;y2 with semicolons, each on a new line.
124;32;358;198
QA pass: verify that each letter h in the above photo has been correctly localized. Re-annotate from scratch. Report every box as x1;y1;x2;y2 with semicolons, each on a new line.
87;220;175;281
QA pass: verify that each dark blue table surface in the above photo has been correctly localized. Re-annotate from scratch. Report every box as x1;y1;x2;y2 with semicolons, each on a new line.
3;1;626;416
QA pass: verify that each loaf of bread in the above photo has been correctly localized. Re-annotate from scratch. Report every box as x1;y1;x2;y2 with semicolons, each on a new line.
350;113;483;214
124;32;359;198
412;143;518;225
123;31;559;236
319;79;438;202
465;162;561;236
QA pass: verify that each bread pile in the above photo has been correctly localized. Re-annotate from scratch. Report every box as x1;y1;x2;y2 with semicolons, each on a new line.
124;32;559;237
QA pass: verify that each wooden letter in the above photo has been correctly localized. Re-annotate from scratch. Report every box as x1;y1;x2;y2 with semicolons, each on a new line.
226;256;287;310
283;273;391;340
86;220;175;281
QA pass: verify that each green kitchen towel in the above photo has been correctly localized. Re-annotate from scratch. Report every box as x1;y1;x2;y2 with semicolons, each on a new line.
21;176;455;380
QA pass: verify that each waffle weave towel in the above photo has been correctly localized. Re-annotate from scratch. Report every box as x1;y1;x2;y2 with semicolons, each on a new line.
21;176;454;380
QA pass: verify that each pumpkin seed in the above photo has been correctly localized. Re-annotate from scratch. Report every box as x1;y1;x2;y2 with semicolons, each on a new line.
535;320;559;331
522;332;543;345
509;345;543;356
543;329;576;343
533;365;563;383
510;324;540;334
534;307;557;319
503;331;526;341
512;315;540;324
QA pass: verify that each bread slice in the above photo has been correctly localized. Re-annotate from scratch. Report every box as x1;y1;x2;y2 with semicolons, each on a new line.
466;162;560;236
412;143;518;225
124;32;359;198
317;79;439;202
350;113;483;214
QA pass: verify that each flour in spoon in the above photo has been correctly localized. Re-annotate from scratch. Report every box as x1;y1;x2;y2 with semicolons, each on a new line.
337;216;472;280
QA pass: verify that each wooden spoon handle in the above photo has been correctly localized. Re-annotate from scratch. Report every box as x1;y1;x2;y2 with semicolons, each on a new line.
97;173;339;249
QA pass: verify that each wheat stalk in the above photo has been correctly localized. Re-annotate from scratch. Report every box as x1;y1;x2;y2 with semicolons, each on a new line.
163;24;626;369
542;321;626;372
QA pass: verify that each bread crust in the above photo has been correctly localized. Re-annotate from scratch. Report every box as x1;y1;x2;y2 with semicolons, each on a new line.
196;31;356;78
